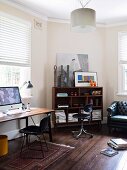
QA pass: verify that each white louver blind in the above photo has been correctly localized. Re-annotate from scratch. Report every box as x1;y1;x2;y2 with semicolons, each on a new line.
0;14;31;67
119;32;127;62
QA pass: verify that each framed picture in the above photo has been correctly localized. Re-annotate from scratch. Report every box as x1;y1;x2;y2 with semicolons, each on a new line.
74;72;97;87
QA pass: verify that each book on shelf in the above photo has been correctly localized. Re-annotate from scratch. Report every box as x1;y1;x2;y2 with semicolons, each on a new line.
100;147;118;157
110;138;127;148
57;93;68;97
58;104;69;108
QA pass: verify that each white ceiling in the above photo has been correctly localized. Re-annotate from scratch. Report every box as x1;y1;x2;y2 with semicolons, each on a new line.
7;0;127;25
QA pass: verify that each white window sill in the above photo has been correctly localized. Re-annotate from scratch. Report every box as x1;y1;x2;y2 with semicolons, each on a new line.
116;93;127;96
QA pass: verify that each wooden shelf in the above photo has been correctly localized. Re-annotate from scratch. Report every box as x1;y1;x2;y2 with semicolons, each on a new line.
52;87;103;127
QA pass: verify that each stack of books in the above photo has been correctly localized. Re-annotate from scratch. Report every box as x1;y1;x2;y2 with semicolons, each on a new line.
68;113;78;122
92;110;101;120
55;110;66;123
107;138;127;150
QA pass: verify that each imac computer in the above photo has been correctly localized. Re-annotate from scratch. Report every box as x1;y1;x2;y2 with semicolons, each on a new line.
0;86;22;113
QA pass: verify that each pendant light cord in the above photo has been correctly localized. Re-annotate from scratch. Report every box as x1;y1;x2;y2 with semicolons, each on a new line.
79;0;92;8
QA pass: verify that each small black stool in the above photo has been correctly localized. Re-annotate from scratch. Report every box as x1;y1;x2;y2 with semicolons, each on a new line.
72;104;93;139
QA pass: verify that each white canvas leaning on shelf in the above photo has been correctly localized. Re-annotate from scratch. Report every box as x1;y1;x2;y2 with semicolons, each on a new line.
56;53;88;87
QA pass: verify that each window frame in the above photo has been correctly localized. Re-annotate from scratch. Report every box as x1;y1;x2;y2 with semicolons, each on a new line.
118;32;127;95
0;12;31;88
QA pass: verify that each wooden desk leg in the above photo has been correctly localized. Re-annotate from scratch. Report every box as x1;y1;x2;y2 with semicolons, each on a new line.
26;117;28;127
26;117;28;144
48;113;52;142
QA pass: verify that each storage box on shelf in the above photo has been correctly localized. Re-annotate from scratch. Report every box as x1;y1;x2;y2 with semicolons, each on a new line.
52;87;103;127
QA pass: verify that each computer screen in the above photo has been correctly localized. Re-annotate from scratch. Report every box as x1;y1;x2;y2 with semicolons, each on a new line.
0;86;22;111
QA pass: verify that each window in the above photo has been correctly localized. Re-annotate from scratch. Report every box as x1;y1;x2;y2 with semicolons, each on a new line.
118;32;127;94
0;13;31;88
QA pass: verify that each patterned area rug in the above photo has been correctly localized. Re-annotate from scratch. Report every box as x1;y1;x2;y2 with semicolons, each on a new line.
0;141;74;170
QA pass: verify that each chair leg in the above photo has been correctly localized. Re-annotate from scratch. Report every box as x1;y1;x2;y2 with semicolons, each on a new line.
73;120;93;139
37;135;44;158
20;134;26;156
28;135;31;150
42;134;48;151
20;133;47;159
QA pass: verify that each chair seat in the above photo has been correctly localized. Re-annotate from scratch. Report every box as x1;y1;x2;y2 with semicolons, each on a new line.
73;113;90;120
19;126;41;135
19;125;49;135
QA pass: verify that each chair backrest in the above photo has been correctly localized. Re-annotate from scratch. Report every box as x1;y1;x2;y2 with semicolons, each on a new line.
84;103;93;113
39;115;50;132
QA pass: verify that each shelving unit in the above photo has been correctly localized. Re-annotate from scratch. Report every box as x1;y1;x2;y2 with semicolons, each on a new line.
52;87;103;127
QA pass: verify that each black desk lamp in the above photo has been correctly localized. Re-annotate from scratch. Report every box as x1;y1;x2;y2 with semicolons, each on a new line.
26;81;33;89
20;81;33;90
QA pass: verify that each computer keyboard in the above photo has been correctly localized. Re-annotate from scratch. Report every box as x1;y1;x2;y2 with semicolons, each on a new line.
0;112;5;117
6;109;25;115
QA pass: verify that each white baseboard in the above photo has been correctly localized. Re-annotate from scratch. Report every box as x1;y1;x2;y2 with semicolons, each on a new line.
3;129;22;140
102;116;107;124
3;123;40;140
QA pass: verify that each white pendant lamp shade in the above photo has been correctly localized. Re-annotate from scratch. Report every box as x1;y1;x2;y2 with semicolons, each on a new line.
71;8;96;33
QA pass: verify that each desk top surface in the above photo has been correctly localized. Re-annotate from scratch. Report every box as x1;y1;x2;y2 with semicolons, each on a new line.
0;107;54;123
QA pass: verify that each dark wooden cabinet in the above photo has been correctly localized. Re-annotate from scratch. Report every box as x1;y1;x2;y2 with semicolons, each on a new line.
52;87;103;127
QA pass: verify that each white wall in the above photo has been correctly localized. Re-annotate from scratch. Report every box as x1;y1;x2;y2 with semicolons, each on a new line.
46;22;127;119
105;25;127;107
0;2;48;139
46;21;107;115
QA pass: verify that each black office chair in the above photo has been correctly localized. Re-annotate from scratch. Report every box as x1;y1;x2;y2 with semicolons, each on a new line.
19;115;50;159
72;104;93;139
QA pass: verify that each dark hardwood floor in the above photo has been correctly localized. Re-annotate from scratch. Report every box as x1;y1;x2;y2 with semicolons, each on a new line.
1;124;127;170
